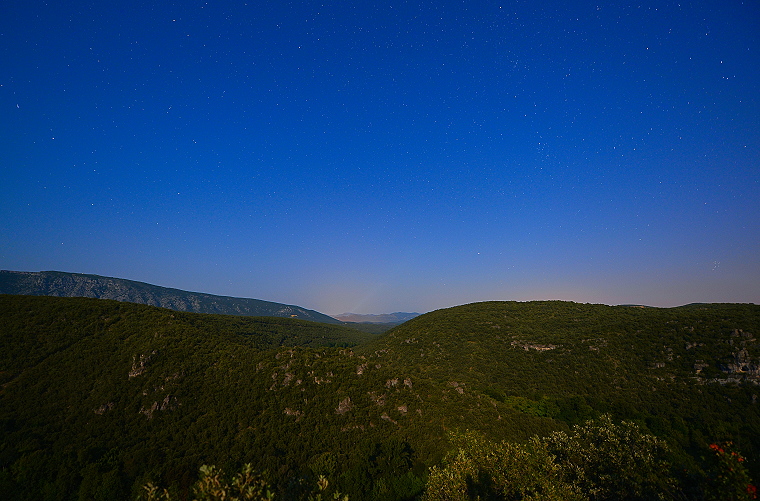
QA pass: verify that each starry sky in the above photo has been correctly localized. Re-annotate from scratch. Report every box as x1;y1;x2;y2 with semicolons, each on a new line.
2;0;759;315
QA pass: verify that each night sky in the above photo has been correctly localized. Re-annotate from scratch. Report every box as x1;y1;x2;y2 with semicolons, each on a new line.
2;1;759;315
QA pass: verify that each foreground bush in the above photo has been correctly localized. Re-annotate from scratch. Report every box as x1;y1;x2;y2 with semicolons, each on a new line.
138;464;347;501
424;415;676;501
423;431;585;500
542;415;675;500
704;442;757;501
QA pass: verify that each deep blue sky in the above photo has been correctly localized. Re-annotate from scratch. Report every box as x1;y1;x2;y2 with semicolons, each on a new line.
2;0;758;315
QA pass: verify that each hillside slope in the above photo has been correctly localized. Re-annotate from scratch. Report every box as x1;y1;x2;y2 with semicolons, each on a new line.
359;301;760;423
356;301;760;474
1;297;759;500
0;270;340;323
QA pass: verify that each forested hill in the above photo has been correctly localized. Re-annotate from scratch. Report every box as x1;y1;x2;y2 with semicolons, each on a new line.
0;270;340;323
1;296;759;500
357;301;760;434
360;300;760;389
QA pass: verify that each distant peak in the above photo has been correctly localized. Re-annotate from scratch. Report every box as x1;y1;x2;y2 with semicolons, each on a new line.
333;312;420;324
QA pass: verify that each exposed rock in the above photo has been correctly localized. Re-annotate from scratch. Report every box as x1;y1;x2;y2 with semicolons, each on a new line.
284;408;304;421
140;394;178;419
94;402;115;415
448;381;465;394
129;351;156;378
368;391;386;406
380;412;398;425
694;362;709;374
335;397;353;415
721;348;760;377
510;340;557;351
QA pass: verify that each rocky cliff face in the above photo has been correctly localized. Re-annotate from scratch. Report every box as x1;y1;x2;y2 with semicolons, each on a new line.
718;329;760;382
0;270;340;323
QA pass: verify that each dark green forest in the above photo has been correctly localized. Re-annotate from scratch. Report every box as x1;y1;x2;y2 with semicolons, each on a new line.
1;295;759;500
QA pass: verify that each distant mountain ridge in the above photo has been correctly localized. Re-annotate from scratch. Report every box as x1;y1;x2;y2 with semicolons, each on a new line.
333;312;420;324
0;270;341;323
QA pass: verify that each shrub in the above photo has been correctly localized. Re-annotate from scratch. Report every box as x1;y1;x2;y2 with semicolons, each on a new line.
422;415;678;501
423;431;585;501
138;464;347;501
704;442;757;501
543;414;675;500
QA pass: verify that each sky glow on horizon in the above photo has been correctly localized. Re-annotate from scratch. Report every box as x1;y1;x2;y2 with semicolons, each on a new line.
2;0;759;315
